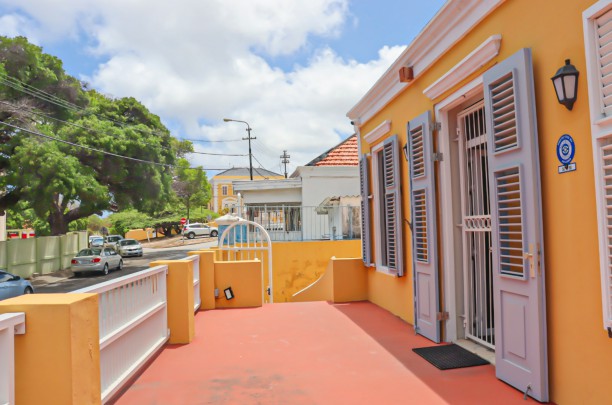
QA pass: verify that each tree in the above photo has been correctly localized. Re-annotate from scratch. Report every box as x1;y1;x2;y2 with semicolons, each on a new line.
172;158;211;220
0;36;188;235
107;210;151;236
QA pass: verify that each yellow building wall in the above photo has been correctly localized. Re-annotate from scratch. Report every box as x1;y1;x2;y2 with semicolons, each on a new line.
356;0;610;403
211;173;285;212
0;294;101;405
214;260;263;308
271;240;361;302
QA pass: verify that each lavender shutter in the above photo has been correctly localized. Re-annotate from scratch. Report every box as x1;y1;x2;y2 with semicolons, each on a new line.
383;136;404;276
360;155;372;265
408;111;440;342
484;48;548;402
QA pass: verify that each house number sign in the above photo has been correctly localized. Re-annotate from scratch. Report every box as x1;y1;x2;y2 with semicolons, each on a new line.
557;134;576;174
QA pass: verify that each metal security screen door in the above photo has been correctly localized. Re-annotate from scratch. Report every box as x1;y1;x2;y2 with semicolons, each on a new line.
458;101;495;350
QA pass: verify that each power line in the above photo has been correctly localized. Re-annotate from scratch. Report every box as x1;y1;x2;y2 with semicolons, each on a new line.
190;150;248;157
0;121;229;171
280;150;290;178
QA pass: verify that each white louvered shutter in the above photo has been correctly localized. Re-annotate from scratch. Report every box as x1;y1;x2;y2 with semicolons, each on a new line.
407;111;440;343
597;140;612;331
360;155;372;265
596;8;612;116
484;48;548;402
383;136;403;276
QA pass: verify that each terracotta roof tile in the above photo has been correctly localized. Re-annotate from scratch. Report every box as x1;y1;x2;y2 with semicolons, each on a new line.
308;135;359;167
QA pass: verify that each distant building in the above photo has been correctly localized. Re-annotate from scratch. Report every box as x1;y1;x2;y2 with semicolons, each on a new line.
208;167;284;213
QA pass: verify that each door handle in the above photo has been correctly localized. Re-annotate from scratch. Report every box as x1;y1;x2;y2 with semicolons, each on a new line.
523;243;539;278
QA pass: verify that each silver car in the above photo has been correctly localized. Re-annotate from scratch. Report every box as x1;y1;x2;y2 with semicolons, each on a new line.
117;239;143;257
104;235;124;250
89;236;104;248
0;270;34;300
182;223;219;239
71;248;123;276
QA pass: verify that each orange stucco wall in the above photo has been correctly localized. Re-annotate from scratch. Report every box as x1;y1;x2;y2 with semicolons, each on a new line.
272;240;361;302
214;260;263;308
0;294;101;405
356;0;611;403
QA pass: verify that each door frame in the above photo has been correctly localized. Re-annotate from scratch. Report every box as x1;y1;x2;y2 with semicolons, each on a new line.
435;76;484;342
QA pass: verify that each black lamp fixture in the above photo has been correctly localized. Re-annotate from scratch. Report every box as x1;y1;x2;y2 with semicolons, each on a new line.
224;287;234;300
403;143;410;162
551;59;579;111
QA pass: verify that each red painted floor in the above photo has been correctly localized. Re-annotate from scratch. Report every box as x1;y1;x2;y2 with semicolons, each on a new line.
115;301;540;405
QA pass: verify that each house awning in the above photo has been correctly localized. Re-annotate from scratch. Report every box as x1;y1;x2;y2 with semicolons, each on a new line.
315;195;360;214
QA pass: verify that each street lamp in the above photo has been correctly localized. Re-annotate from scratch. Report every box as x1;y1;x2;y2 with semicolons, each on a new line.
223;118;255;180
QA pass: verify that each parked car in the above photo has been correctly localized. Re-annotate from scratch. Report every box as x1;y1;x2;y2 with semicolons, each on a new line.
182;223;219;239
71;247;123;276
89;236;104;248
0;270;34;300
117;239;143;257
104;235;124;250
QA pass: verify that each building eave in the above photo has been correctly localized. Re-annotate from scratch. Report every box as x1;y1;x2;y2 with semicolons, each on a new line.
347;0;505;125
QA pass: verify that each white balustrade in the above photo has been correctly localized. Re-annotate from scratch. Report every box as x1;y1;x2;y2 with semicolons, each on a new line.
0;312;25;405
184;255;201;312
72;265;169;403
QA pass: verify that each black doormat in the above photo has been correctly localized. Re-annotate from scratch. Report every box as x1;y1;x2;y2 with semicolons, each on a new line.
412;344;489;370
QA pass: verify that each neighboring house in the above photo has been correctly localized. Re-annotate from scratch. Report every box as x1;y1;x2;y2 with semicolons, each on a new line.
347;0;611;403
233;135;360;240
208;167;283;213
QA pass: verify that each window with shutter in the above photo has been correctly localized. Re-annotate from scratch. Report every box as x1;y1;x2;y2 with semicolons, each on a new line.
360;155;372;265
584;1;612;332
371;135;403;276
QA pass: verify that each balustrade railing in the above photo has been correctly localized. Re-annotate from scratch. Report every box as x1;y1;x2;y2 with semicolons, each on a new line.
0;312;25;405
72;265;169;403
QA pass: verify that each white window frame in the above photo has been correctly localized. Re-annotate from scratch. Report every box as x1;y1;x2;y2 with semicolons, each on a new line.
584;0;612;331
371;141;390;274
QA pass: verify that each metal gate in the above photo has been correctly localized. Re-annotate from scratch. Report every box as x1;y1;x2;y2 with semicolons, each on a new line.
458;101;495;349
218;220;274;303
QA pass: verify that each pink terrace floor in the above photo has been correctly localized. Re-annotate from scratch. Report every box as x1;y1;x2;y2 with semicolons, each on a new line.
115;301;540;405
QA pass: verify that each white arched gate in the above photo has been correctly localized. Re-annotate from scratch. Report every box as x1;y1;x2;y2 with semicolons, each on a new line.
218;220;274;303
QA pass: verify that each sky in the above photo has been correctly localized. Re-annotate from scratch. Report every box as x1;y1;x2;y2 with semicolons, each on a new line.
0;0;446;177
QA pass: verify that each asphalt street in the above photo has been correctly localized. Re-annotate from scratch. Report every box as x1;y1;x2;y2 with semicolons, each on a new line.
34;240;216;293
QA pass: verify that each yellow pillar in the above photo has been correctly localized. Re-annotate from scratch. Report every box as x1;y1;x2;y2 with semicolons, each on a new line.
150;260;195;344
188;250;216;310
0;294;101;405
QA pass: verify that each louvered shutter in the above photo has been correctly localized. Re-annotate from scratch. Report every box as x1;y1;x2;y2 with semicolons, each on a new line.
596;9;612;116
484;48;548;402
407;111;440;343
383;136;403;276
596;140;612;331
360;155;372;265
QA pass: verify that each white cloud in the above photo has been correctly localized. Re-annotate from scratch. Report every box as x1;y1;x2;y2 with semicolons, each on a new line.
0;0;404;174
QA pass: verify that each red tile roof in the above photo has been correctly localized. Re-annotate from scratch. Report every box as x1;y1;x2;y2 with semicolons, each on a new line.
306;135;358;167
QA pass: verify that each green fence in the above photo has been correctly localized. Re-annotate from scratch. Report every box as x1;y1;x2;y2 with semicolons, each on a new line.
0;231;88;277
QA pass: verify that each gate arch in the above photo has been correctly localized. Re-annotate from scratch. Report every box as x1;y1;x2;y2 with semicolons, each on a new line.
218;220;274;303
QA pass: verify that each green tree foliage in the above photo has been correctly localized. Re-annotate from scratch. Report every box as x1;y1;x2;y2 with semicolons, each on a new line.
107;210;152;236
172;158;211;220
0;36;190;235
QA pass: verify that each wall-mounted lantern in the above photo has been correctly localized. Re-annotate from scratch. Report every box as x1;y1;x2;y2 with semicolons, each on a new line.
224;287;234;300
551;59;579;111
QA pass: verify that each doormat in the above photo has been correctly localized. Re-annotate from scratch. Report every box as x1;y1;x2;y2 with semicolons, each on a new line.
412;344;489;370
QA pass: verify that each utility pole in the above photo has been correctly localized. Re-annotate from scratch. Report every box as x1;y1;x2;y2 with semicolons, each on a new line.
280;150;290;178
223;118;256;180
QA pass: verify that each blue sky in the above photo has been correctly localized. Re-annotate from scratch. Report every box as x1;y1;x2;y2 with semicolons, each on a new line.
0;0;445;174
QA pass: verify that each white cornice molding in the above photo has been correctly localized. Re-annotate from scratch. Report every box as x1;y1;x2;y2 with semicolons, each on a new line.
347;0;505;124
423;35;501;100
363;120;391;145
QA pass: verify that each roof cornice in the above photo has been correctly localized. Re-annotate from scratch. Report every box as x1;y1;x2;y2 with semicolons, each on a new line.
347;0;505;124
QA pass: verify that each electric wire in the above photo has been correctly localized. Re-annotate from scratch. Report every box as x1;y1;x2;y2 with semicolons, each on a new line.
0;100;247;157
0;121;230;171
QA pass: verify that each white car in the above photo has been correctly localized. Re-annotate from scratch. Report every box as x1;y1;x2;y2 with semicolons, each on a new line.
182;223;219;239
